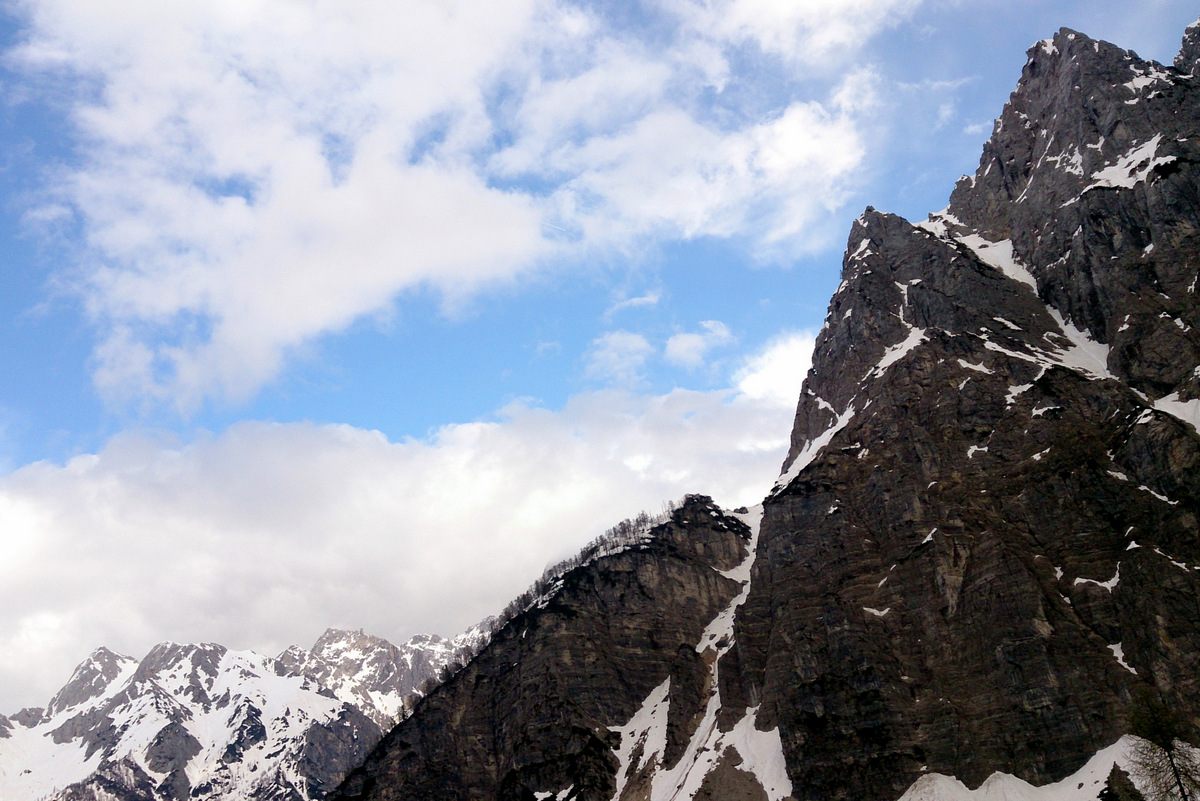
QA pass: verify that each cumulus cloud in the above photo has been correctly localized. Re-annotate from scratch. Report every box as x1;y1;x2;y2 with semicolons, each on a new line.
8;0;913;410
0;331;817;709
668;0;924;63
585;330;655;383
665;320;735;368
734;330;816;405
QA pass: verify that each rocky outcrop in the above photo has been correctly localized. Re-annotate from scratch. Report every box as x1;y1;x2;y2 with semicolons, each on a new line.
729;22;1200;801
330;495;753;801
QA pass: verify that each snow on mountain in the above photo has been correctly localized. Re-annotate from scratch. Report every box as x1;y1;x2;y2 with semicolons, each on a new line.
278;624;492;729
0;625;483;801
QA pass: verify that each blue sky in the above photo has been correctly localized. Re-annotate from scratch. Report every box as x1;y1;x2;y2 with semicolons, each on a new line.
1;0;1197;709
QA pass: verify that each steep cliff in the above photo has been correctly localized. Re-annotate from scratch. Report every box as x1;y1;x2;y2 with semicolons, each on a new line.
329;19;1200;801
331;495;759;801
729;22;1200;800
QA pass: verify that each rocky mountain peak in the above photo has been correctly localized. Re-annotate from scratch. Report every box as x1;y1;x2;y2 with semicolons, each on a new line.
1176;17;1200;73
943;22;1200;405
310;628;398;666
45;646;138;718
742;16;1200;801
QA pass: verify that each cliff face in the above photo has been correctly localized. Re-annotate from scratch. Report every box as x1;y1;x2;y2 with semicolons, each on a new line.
331;496;756;801
329;20;1200;801
730;23;1200;800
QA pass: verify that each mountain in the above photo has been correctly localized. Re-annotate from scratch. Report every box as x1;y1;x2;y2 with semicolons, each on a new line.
329;18;1200;801
279;625;491;730
0;627;482;801
732;21;1200;799
333;494;764;801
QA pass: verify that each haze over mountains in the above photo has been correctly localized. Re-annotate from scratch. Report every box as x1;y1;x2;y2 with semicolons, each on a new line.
4;13;1200;801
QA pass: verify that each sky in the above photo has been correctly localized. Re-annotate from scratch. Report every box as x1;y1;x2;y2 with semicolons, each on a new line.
0;0;1197;711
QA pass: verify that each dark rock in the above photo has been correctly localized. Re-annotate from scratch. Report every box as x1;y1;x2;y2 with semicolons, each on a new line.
329;496;751;801
145;721;202;799
1176;19;1200;74
11;707;46;727
733;20;1200;801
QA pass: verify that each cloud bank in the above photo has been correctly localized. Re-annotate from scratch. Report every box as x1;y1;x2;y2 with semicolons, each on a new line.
0;332;814;710
10;0;912;410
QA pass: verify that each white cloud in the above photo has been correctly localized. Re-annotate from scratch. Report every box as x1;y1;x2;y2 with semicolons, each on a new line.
0;346;811;709
734;330;816;406
665;320;735;367
9;0;911;410
667;0;924;64
585;330;654;383
605;290;662;317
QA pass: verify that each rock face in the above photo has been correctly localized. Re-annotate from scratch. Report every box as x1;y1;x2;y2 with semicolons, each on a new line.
330;495;756;801
330;18;1200;801
0;627;481;801
729;22;1200;801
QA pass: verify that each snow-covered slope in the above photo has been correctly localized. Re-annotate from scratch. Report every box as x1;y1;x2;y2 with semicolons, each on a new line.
278;625;491;729
0;626;486;801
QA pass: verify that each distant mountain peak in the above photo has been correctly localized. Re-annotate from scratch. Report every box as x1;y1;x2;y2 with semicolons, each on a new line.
45;645;137;718
0;623;485;800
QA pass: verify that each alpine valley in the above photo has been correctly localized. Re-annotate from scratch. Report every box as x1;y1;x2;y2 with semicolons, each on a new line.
7;16;1200;801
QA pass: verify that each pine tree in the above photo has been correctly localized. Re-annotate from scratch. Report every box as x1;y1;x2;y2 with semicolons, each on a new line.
1100;763;1145;801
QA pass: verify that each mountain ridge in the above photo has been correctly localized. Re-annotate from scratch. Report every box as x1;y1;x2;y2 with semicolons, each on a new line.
330;17;1200;801
0;626;485;801
5;15;1200;801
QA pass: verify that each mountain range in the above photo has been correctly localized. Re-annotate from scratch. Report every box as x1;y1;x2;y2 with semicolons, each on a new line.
5;15;1200;801
0;626;486;800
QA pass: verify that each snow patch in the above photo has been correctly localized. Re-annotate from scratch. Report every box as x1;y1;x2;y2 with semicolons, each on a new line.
957;235;1037;290
1138;485;1178;505
1085;134;1176;192
1108;643;1137;675
874;327;928;376
1153;392;1200;435
1074;564;1120;592
957;359;994;374
776;404;860;489
899;738;1139;801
